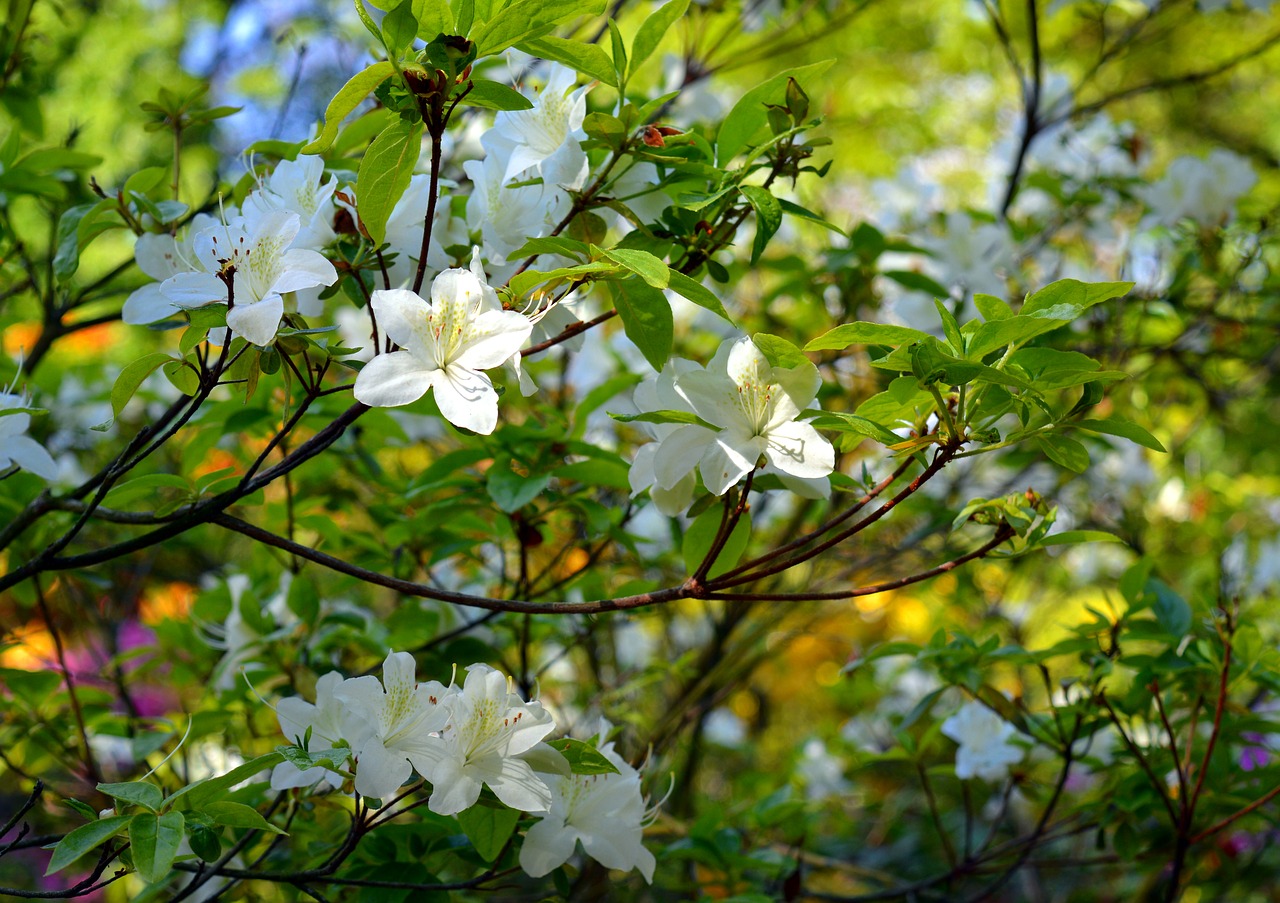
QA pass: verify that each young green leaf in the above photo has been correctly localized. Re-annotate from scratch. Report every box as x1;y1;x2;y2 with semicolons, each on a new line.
301;61;395;154
128;810;184;884
45;815;132;876
457;804;520;862
740;185;781;264
356;118;424;246
612;276;673;371
628;0;689;79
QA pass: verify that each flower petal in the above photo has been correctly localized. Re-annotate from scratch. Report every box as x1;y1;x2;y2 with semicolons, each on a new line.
454;309;533;371
519;817;578;878
4;435;58;480
227;295;285;346
160;272;227;308
274;249;338;294
353;351;434;408
763;420;834;480
431;366;499;434
699;431;762;496
122;284;181;325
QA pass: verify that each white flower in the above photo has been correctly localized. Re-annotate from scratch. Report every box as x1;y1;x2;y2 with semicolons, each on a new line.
490;63;589;188
797;738;850;801
941;700;1024;782
653;337;834;497
352;266;532;435
0;391;58;480
628;360;701;515
334;651;451;801
382;175;469;290
1137;149;1257;228
243;155;337;250
121;214;220;325
519;739;655;883
271;671;373;791
462;143;570;261
413;664;556;816
925;212;1017;300
160;210;338;347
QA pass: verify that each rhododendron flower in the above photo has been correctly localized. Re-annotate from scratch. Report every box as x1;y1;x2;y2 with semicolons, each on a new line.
160;209;337;346
941;700;1024;782
519;738;655;882
0;391;58;481
490;63;589;189
271;671;372;791
243;154;337;250
121;213;219;325
334;651;451;801
652;336;834;497
413;664;556;815
352;265;532;435
628;360;701;515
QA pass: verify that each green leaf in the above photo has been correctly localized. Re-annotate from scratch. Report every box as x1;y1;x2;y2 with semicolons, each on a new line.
413;0;454;36
973;293;1012;321
188;825;221;863
301;61;395;154
778;198;846;235
628;0;689;79
166;753;284;811
521;36;617;87
275;744;352;772
740;185;781;264
457;804;520;862
884;269;950;299
111;353;176;419
464;78;535;111
608;19;627;81
1020;279;1132;320
548;737;622;775
203;801;286;834
507;261;618;297
471;0;606;56
752;333;811;371
163;360;201;396
1149;578;1191;638
804;322;931;352
1038;530;1125;547
129;811;184;884
382;0;420;52
486;458;550;512
933;298;963;352
612;277;672;371
52;203;97;282
1037;434;1090;473
665;268;731;322
286;575;321;624
803;411;899;446
716;60;833;166
1072;418;1166;453
582;111;627;147
601;247;669;288
683;506;752;578
357;118;424;246
96;781;163;813
45;815;132;875
610;409;716;429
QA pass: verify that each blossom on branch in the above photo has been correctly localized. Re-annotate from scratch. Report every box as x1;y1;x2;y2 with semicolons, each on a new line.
412;663;557;816
941;700;1024;782
0;391;58;480
352;264;532;435
519;736;656;883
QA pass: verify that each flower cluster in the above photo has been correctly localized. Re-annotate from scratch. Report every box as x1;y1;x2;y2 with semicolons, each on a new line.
122;156;339;346
272;651;655;882
629;336;835;514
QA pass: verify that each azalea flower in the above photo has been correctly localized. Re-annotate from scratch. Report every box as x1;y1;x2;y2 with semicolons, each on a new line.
160;209;337;347
462;144;569;261
0;390;58;480
413;664;556;816
1136;149;1257;229
519;733;655;882
941;700;1025;782
628;360;701;515
352;265;532;435
121;213;221;325
243;155;338;250
381;174;469;290
271;671;372;792
490;63;589;189
334;651;451;801
652;336;834;497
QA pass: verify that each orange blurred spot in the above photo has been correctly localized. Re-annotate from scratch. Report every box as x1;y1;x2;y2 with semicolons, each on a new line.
139;582;195;624
61;322;119;354
3;323;40;358
0;621;55;670
560;547;590;579
193;449;238;480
